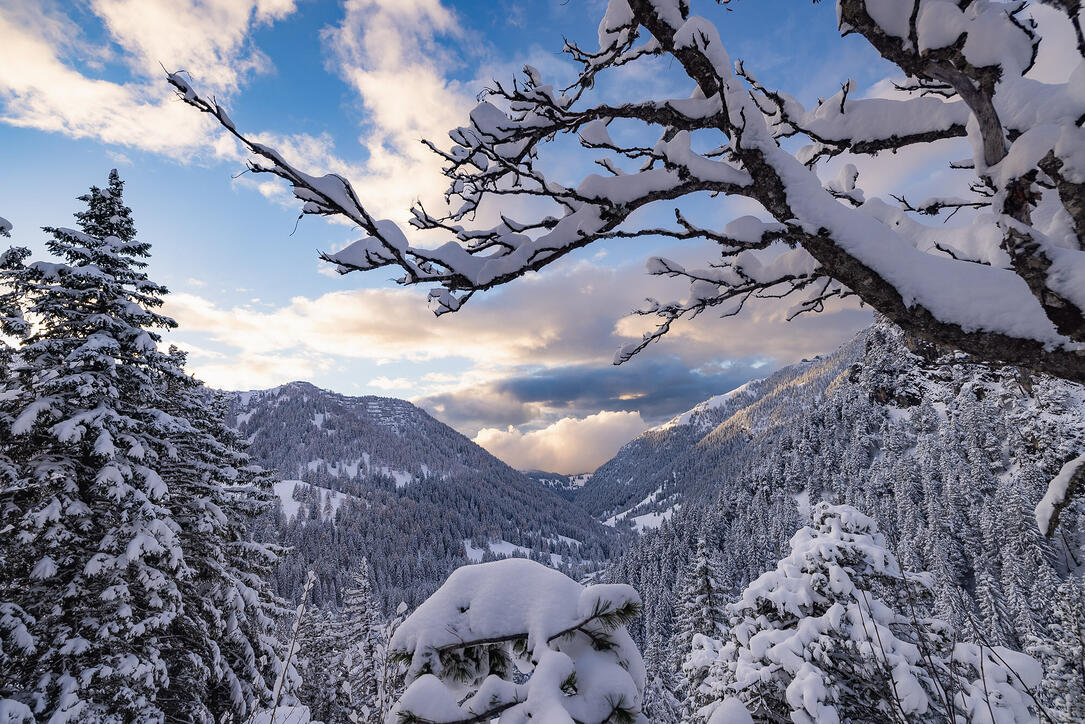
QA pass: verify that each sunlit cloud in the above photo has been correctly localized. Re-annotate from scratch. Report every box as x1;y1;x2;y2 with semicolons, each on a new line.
368;375;414;391
162;252;869;471
4;0;890;474
473;411;648;475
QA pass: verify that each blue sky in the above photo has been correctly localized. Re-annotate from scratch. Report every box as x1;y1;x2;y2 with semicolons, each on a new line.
0;0;942;471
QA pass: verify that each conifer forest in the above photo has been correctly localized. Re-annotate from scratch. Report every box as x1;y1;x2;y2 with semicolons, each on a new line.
2;1;1085;722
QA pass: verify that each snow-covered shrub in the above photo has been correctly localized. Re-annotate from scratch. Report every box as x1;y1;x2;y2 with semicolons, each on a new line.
387;558;645;723
696;503;1043;724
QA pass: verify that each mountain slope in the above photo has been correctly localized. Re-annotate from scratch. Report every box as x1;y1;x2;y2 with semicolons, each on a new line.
229;382;619;610
522;470;593;501
576;342;862;522
599;319;1085;688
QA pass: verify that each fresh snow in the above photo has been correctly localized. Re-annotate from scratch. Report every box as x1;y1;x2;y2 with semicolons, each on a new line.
273;480;356;522
390;559;644;722
651;379;761;432
707;699;753;724
794;488;811;519
251;706;311;724
463;538;564;566
628;507;676;532
604;486;667;527
1035;453;1085;534
383;467;413;488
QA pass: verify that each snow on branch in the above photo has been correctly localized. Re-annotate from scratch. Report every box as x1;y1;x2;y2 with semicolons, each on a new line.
170;1;1085;383
1035;452;1085;536
386;559;645;723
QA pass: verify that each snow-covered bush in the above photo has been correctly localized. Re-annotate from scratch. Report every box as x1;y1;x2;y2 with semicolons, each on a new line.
695;503;1043;724
387;558;646;723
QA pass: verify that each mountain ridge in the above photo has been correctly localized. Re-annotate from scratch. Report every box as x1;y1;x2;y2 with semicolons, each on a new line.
226;381;621;610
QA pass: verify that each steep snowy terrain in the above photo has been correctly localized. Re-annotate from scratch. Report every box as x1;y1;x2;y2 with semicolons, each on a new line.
599;319;1085;696
229;382;619;610
577;344;859;522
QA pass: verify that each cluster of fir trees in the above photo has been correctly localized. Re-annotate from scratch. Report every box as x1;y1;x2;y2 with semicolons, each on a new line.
628;495;1085;723
0;172;287;723
680;503;1047;724
292;559;408;723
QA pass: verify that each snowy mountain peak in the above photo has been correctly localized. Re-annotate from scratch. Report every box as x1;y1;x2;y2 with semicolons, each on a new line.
233;381;422;436
226;381;620;609
648;378;764;433
576;333;867;522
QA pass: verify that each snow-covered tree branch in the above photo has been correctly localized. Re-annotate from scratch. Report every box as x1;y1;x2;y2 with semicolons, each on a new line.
169;0;1084;383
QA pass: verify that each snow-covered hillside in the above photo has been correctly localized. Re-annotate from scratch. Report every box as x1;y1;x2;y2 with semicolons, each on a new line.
576;349;850;522
272;480;359;522
585;322;1083;533
522;470;593;500
601;319;1085;712
230;382;620;610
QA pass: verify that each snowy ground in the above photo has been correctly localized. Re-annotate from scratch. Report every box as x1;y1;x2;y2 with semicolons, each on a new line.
462;538;564;566
272;480;361;522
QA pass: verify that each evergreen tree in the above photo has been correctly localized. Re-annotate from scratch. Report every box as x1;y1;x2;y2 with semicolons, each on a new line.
700;503;1040;724
1037;578;1085;722
375;601;409;722
340;560;381;721
297;608;348;723
673;530;729;720
155;357;287;722
0;219;35;719
642;624;681;724
0;171;283;722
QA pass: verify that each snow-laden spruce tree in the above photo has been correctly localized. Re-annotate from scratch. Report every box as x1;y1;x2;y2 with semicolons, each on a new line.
294;561;384;724
155;348;288;722
297;607;348;723
170;0;1085;522
339;560;382;721
375;601;410;721
642;632;681;724
673;532;729;720
696;503;1043;724
387;558;645;723
1034;577;1085;722
0;172;284;722
0;217;34;724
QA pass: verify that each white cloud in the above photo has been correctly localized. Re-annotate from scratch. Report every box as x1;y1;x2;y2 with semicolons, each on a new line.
368;375;413;391
162;250;868;412
317;0;477;220
106;150;133;165
0;0;295;157
165;256;867;376
90;0;296;89
195;350;333;390
473;411;648;474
